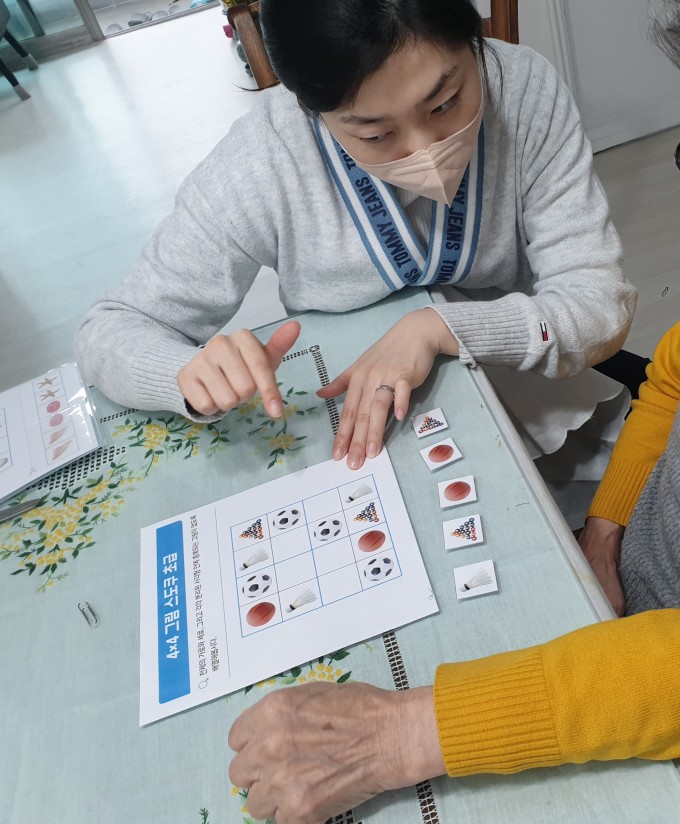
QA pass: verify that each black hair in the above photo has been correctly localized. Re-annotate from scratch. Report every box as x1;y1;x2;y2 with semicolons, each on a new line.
259;0;490;113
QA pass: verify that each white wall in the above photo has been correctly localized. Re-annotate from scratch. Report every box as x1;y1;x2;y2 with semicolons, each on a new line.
478;0;680;152
562;0;680;151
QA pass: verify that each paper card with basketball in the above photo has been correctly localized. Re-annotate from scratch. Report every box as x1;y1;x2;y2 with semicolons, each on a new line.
411;407;448;439
438;475;477;509
443;513;484;550
138;450;438;725
420;437;463;471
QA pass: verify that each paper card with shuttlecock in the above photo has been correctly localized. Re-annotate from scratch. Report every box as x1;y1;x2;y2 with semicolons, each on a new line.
281;581;322;620
338;476;375;505
235;544;272;572
411;407;448;439
419;437;463;471
453;560;498;600
443;513;484;550
438;475;477;509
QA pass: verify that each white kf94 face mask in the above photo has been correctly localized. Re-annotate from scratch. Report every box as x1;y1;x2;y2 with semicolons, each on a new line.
353;100;483;205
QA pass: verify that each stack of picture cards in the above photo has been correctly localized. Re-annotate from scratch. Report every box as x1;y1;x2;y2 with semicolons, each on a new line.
412;407;498;601
0;363;102;503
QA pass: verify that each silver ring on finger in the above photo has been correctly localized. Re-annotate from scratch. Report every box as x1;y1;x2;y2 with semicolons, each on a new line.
376;384;396;398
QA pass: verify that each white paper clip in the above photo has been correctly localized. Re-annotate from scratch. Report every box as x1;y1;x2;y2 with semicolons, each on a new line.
78;601;99;628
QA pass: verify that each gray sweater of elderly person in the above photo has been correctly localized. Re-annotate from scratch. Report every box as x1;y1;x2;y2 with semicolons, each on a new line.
620;405;680;614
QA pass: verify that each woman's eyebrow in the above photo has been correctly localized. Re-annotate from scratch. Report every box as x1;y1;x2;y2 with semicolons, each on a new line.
339;65;461;126
423;65;460;103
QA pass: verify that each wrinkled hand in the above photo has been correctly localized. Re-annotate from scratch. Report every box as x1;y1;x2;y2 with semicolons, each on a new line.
177;321;301;418
318;308;459;469
228;682;445;824
578;516;626;616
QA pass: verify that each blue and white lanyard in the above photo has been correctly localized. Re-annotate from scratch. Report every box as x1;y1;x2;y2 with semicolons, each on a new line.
313;117;485;291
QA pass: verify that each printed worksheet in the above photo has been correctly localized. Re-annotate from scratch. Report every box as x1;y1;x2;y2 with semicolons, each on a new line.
0;363;101;502
139;450;438;724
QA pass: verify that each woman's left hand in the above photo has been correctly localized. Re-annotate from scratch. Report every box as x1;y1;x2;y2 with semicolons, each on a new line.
228;682;445;824
318;308;460;468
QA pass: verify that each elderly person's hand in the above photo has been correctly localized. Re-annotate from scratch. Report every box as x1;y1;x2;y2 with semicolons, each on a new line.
228;681;446;824
579;516;626;616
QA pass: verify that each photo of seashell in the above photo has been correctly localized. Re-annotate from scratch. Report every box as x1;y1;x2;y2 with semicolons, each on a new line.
51;440;73;461
48;425;69;446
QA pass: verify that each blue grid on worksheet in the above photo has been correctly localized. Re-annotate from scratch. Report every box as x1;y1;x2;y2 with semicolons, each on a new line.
230;473;403;638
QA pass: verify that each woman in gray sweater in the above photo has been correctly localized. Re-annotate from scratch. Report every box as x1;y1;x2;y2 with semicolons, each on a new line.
76;0;635;471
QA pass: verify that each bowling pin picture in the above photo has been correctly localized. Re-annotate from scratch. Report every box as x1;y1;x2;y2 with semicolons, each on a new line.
419;437;462;471
411;408;448;439
443;513;484;550
438;475;477;509
453;560;498;601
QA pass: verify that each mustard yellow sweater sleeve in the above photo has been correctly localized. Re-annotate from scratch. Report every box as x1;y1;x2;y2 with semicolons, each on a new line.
434;610;680;776
587;323;680;526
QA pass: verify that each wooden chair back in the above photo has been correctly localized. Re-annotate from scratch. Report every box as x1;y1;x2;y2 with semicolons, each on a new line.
228;0;519;90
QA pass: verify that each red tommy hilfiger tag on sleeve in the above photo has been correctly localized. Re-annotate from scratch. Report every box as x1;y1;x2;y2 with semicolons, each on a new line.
540;322;549;342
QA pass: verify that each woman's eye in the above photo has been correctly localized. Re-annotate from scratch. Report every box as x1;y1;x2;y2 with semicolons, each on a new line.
432;94;459;115
359;134;387;144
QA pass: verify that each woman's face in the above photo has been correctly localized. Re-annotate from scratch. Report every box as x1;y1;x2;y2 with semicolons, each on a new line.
322;39;482;165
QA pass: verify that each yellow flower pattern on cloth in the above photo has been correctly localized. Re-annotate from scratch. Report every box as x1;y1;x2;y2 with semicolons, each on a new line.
0;386;317;592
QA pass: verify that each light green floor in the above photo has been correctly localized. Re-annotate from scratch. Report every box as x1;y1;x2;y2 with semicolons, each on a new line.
0;8;282;391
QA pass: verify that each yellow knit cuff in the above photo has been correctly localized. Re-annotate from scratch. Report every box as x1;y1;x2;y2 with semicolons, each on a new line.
587;458;654;526
434;649;561;776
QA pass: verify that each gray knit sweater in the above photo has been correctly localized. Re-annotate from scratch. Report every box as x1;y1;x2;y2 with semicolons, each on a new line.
620;405;680;614
76;41;636;417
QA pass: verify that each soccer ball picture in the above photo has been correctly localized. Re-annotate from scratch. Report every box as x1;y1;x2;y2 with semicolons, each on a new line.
272;507;302;531
363;556;394;582
313;518;343;541
241;573;273;599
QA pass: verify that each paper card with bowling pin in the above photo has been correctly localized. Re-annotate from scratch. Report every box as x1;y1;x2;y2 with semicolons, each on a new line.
411;408;448;439
443;513;484;550
453;560;498;600
419;437;463;471
438;475;477;509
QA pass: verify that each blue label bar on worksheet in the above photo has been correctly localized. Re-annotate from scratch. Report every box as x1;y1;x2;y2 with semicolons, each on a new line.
156;521;190;703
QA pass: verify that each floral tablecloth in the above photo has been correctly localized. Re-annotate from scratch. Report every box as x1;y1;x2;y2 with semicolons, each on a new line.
2;290;680;824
